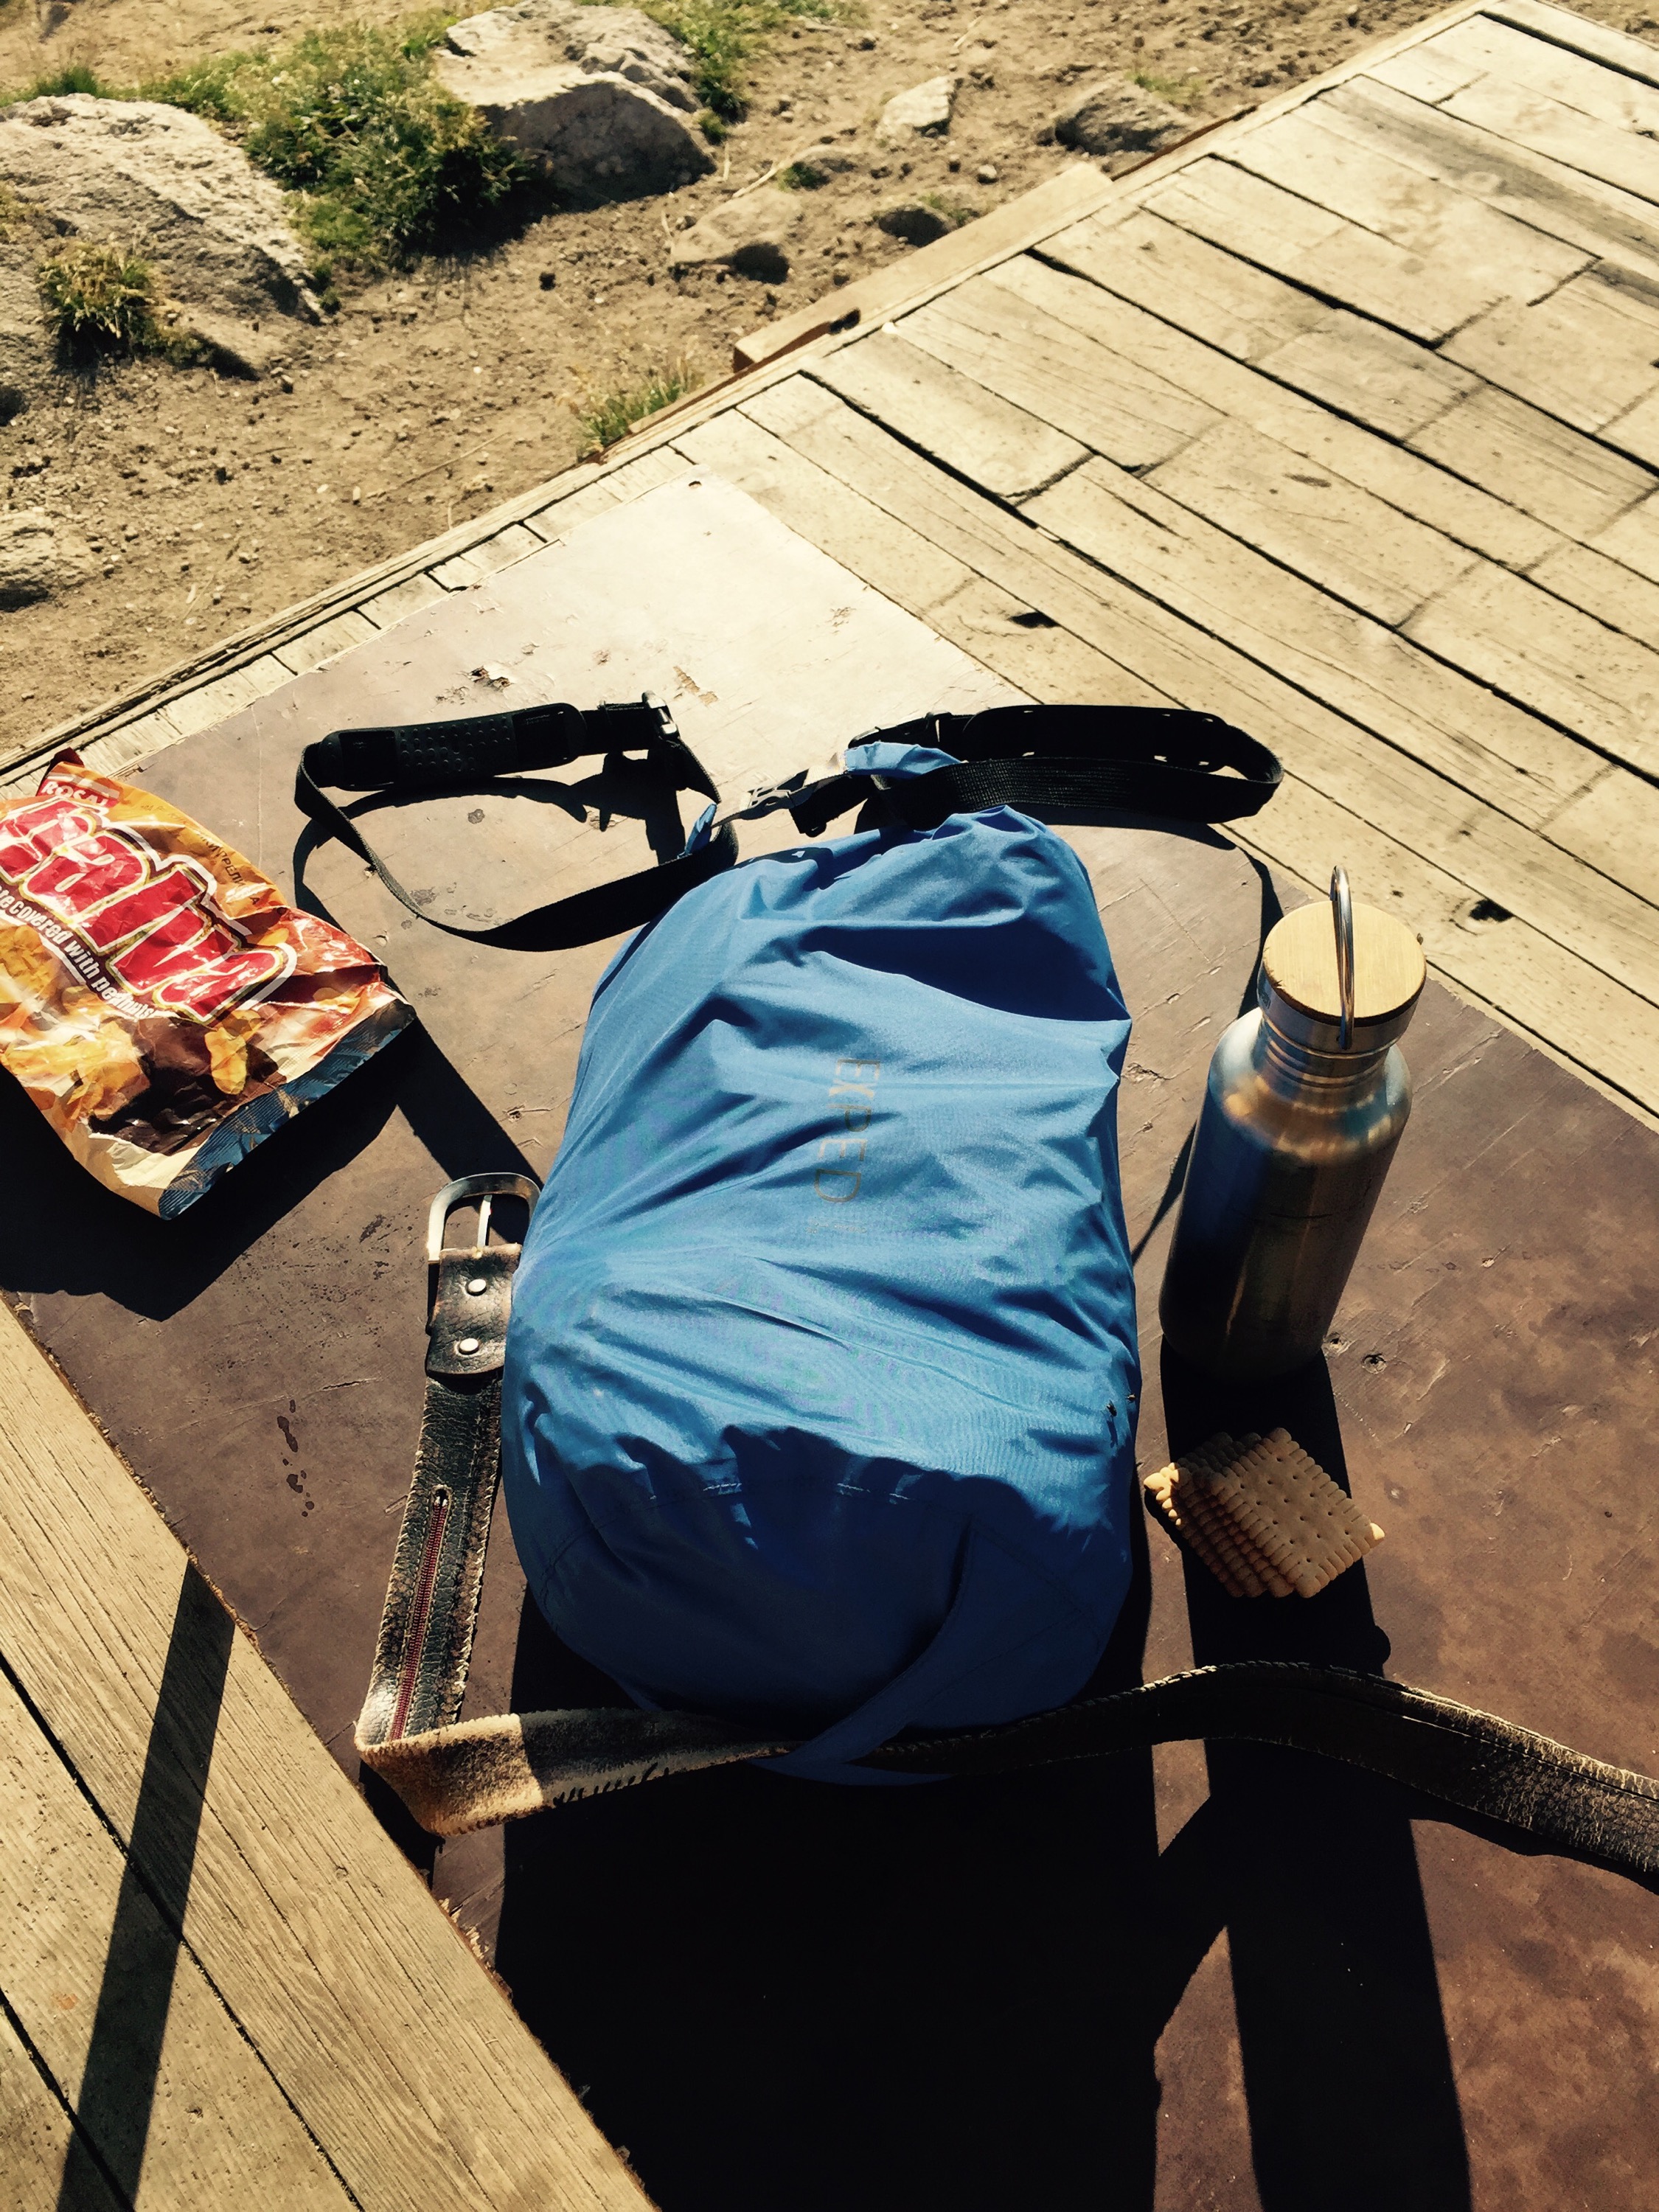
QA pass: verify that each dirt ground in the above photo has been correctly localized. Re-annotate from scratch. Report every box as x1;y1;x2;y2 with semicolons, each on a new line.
0;0;1650;761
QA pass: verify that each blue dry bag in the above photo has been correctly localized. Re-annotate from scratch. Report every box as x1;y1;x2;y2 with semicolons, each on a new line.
304;697;1281;1798
501;741;1145;1781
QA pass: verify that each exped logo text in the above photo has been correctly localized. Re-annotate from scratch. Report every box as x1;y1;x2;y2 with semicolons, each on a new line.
815;1055;880;1203
0;793;293;1024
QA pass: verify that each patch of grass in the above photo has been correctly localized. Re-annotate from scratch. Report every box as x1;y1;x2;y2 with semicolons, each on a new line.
1131;69;1206;108
776;159;827;189
37;237;168;352
145;21;532;272
10;63;116;99
920;191;978;227
573;361;700;457
630;0;846;119
696;108;729;142
0;182;24;236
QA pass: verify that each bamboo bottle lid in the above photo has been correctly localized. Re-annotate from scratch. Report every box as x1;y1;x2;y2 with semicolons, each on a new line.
1262;895;1426;1029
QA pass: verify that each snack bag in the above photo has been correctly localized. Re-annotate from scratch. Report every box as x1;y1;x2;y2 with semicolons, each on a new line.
0;752;411;1217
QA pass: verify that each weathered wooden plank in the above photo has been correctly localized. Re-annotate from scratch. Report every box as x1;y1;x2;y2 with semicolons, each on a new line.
673;408;1170;706
1405;562;1659;781
1040;207;1338;364
1234;766;1659;1113
1443;74;1659;206
673;408;974;613
360;568;448;631
1322;76;1659;289
1226;105;1590;302
1;709;185;795
1606;386;1659;471
1431;13;1659;139
1530;540;1659;648
1543;762;1659;911
740;383;1659;1022
986;204;1492;455
0;1666;349;2208
1248;316;1479;446
0;2001;126;2212
931;254;1552;569
929;572;1180;706
159;658;291;742
1593;488;1659;585
813;329;1091;499
430;522;545;591
274;608;379;677
1368;41;1485;105
1144;158;1481;342
731;161;1116;374
521;443;695;542
0;1299;650;2212
1442;271;1659;437
1025;454;1594;821
897;272;1221;473
1144;416;1480;625
1486;0;1659;93
1408;380;1657;540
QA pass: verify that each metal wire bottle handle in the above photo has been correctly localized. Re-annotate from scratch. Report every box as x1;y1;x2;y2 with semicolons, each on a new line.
1330;866;1355;1049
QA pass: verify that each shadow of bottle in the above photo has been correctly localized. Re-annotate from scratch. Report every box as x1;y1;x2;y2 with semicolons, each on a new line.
1159;1341;1471;2212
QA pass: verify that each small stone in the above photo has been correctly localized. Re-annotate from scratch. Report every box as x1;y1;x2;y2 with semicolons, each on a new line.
875;75;956;147
1053;79;1188;159
977;163;998;183
0;507;92;608
669;184;801;280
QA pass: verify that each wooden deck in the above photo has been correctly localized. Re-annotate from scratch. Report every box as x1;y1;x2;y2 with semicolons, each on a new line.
8;0;1658;1124
4;3;1659;2201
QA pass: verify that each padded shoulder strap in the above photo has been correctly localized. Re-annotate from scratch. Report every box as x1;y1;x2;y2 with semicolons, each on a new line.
294;695;739;952
297;698;1282;953
788;705;1282;835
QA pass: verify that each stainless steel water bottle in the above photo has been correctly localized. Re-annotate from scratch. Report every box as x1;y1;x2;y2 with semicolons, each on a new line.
1158;869;1427;1380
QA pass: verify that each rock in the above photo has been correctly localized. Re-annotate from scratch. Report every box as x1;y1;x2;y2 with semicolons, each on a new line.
434;0;713;200
170;307;282;379
1053;80;1189;159
669;187;801;280
0;506;92;608
875;203;951;247
0;98;319;322
445;0;698;108
875;75;956;147
976;163;998;184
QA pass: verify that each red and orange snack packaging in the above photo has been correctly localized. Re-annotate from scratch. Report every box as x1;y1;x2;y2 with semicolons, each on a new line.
0;752;411;1216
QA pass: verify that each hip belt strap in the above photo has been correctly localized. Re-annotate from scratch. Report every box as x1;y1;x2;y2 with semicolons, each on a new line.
356;1192;1659;1897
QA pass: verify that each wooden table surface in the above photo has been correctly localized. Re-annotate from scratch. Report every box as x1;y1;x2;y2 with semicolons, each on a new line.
5;473;1657;2211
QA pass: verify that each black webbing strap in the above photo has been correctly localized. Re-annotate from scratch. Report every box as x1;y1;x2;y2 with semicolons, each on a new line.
299;698;1282;954
786;705;1282;836
295;694;738;952
357;1183;1659;1884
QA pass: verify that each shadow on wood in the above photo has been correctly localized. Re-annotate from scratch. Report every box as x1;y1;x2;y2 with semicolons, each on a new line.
1160;1343;1470;2212
55;1566;236;2211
